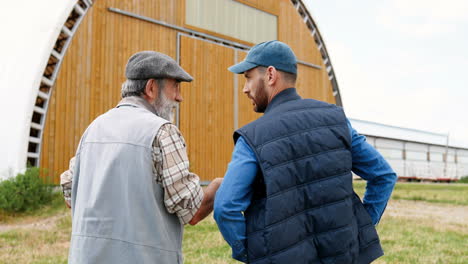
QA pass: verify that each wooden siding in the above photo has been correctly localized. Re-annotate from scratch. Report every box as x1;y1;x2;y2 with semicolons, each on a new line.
296;64;335;103
108;0;185;26
40;1;178;182
278;0;323;67
278;0;336;104
179;36;235;181
40;0;337;182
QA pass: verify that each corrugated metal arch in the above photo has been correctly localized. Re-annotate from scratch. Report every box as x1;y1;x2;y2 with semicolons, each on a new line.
26;0;93;167
293;0;343;106
26;0;342;170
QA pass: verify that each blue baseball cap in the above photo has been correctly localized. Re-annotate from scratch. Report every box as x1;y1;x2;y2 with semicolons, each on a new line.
228;40;297;74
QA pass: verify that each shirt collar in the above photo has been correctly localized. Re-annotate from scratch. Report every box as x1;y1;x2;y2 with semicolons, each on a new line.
116;96;158;116
264;88;301;114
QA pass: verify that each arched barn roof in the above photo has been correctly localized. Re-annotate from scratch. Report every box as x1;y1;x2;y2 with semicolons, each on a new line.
0;0;342;179
0;0;79;178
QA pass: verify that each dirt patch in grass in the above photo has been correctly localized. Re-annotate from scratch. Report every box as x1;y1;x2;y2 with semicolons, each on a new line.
376;200;467;264
0;214;68;233
0;211;71;264
1;191;466;263
353;181;468;205
384;200;467;233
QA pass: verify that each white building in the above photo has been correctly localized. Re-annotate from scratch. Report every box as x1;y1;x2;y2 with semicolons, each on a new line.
350;119;468;181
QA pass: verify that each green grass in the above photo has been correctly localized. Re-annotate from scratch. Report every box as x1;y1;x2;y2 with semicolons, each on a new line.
0;183;467;263
30;257;68;264
182;210;468;264
0;215;70;264
374;216;467;264
458;176;468;183
353;181;468;205
183;217;237;264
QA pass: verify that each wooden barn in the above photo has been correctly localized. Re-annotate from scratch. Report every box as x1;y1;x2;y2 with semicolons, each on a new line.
0;0;341;183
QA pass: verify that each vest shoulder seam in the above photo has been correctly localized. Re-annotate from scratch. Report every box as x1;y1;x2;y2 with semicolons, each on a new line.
81;141;153;150
256;123;347;149
266;104;336;116
245;105;336;131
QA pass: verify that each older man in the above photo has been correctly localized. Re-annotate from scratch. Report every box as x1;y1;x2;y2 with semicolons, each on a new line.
60;51;222;263
214;41;397;263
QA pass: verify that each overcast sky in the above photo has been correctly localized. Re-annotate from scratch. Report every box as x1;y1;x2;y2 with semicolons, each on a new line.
304;0;468;146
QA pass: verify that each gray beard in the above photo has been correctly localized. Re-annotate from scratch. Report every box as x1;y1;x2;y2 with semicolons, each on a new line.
152;92;178;122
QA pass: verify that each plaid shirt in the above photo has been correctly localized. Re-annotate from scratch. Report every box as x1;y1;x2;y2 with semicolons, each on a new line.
60;97;203;225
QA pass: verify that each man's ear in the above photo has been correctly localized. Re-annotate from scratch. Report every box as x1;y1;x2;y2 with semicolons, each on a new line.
266;66;278;85
144;79;158;101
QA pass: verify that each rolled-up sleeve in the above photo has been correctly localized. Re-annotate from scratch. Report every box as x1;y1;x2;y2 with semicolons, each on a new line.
153;124;203;225
347;120;397;225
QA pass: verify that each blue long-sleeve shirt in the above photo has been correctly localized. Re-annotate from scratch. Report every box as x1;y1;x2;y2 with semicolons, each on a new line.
213;120;397;263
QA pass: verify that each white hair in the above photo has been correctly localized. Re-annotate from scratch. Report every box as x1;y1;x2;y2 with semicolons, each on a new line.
121;79;165;98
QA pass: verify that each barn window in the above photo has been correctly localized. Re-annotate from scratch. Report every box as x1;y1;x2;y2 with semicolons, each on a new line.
186;0;277;44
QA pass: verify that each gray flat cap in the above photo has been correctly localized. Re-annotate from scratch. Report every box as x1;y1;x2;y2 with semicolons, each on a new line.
125;51;193;82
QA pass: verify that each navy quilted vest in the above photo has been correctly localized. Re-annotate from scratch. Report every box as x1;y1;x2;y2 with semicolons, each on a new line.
234;89;383;264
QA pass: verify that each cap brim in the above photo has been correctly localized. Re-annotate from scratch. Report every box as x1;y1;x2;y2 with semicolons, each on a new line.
178;71;194;82
228;61;258;74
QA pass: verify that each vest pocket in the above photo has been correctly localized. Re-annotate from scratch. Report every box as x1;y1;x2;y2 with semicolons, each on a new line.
358;224;380;248
245;199;267;260
352;193;380;250
245;198;266;233
352;192;373;226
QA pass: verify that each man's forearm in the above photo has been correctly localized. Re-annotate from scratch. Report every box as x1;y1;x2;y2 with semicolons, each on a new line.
189;178;223;225
363;172;397;225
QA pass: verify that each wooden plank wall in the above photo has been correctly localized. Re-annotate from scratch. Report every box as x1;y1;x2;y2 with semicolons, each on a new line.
40;0;180;182
40;0;337;182
279;0;335;104
108;0;185;26
279;0;323;66
179;36;234;181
